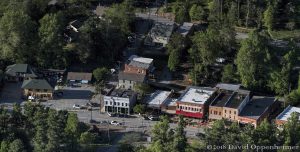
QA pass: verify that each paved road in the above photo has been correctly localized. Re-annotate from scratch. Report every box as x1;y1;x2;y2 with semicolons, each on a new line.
75;110;204;137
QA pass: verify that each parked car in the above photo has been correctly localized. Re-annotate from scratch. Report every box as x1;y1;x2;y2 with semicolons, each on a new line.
107;112;116;117
148;116;159;121
89;119;99;124
110;121;120;126
72;104;81;109
100;120;109;124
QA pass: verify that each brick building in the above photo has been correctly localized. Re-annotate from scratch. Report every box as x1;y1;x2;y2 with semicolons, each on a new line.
176;86;217;119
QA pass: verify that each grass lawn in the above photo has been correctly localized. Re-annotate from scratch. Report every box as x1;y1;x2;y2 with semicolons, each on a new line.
271;29;300;41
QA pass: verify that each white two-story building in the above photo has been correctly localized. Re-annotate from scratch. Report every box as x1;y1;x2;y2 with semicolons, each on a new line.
102;88;137;115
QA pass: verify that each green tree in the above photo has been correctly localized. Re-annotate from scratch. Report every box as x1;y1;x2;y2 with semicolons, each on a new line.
133;104;146;115
167;33;185;71
221;64;237;83
189;4;207;22
79;132;96;145
0;141;9;152
38;12;66;68
45;110;67;152
93;67;110;82
252;120;278;146
104;0;135;34
173;115;187;152
65;113;80;151
8;139;26;152
32;107;48;152
236;30;270;89
205;119;226;147
147;116;173;152
0;10;37;63
281;112;300;148
263;2;276;35
134;83;152;98
269;49;297;96
192;28;221;66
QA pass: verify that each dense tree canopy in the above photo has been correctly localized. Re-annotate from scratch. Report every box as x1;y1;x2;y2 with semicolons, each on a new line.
236;30;271;90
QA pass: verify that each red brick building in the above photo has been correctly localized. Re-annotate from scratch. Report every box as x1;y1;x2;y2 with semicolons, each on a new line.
176;87;217;119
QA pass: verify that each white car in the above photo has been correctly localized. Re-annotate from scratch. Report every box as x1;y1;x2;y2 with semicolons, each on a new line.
72;104;81;109
110;121;120;126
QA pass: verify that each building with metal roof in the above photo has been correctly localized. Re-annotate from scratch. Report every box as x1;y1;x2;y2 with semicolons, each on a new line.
21;79;54;100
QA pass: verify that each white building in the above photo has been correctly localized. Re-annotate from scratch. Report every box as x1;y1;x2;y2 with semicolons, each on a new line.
145;90;172;109
276;106;300;128
102;89;137;114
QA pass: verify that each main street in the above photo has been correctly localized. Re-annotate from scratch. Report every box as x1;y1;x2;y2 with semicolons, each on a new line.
75;110;204;138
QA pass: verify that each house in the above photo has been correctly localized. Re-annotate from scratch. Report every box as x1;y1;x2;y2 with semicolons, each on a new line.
147;22;175;47
67;72;92;84
68;20;83;33
118;55;155;90
21;79;54;100
5;64;37;82
176;22;194;37
221;89;251;122
102;88;137;115
176;86;217;119
239;96;280;128
124;55;155;75
276;106;300;128
145;90;172;109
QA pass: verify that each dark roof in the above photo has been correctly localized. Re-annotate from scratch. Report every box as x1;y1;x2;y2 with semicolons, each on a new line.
239;96;277;120
21;79;53;90
6;64;29;73
211;90;234;107
5;64;37;77
176;22;193;37
67;72;92;81
107;88;135;98
118;72;146;82
215;83;241;91
69;20;83;29
225;90;250;108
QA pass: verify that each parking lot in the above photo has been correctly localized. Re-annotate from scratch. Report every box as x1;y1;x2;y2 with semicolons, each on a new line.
42;85;96;110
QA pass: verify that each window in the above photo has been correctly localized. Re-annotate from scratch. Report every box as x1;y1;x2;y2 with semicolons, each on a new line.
106;101;108;105
122;103;124;106
114;102;116;105
234;111;236;115
219;112;221;115
225;110;226;113
123;80;125;83
130;80;132;84
110;102;112;105
199;109;202;112
211;110;212;114
229;111;231;114
125;103;128;106
117;102;120;106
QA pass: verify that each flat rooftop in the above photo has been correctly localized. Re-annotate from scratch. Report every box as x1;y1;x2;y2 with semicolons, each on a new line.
177;22;193;37
276;106;300;122
215;83;241;91
127;55;153;69
146;90;171;108
107;88;135;98
177;87;216;105
211;90;234;107
239;96;277;120
162;98;177;107
225;90;250;108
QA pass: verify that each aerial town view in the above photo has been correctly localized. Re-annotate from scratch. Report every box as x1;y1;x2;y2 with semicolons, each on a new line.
0;0;300;152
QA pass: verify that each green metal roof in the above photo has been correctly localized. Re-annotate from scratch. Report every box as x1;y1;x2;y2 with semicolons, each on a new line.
6;64;29;73
21;79;53;90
